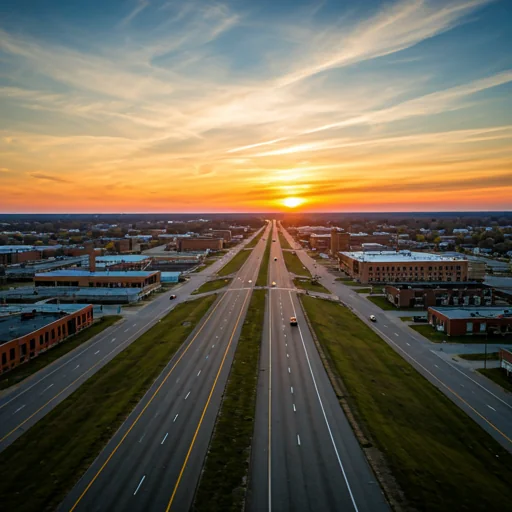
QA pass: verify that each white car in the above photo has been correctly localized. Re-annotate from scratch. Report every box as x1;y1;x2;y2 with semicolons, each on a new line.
369;315;376;322
248;280;252;283
271;281;277;287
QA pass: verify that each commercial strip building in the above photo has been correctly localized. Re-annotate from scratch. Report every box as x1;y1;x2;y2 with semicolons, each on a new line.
427;307;512;337
338;250;469;284
0;303;93;374
384;282;493;309
34;270;161;293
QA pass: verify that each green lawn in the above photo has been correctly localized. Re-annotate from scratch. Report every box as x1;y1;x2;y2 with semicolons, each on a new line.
194;290;265;512
283;251;311;277
278;230;292;249
335;278;361;286
293;278;330;294
301;295;512;512
458;352;499;361
191;258;218;273
256;233;272;287
367;295;397;310
245;227;266;248
0;316;122;391
400;316;414;322
354;288;372;294
217;249;252;276
410;324;512;344
192;278;232;295
478;368;512;393
0;295;217;512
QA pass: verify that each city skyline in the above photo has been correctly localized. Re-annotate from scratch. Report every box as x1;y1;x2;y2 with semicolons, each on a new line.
1;0;512;213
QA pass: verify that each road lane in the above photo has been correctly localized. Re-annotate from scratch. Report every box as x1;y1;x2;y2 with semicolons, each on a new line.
60;223;271;512
0;227;264;452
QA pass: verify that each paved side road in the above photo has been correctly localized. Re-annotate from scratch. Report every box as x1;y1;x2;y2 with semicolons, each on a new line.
279;224;512;453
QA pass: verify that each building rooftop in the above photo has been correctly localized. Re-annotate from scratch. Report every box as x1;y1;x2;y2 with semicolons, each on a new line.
429;307;512;320
339;250;466;263
0;304;90;344
95;255;150;264
387;281;486;290
35;270;159;278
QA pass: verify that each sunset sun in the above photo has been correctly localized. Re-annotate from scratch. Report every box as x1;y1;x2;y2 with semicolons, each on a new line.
282;197;303;208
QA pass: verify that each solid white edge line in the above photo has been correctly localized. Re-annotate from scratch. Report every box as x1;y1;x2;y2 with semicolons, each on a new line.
289;291;359;512
161;433;169;444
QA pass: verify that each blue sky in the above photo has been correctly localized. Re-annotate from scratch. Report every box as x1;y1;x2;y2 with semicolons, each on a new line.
1;0;511;212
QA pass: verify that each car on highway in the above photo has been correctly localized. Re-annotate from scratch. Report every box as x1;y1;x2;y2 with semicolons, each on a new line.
290;316;297;326
169;294;177;300
248;280;252;283
271;281;277;287
274;257;277;261
369;314;376;322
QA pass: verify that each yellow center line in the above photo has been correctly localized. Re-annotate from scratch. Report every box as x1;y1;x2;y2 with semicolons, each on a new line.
68;293;227;512
165;288;251;511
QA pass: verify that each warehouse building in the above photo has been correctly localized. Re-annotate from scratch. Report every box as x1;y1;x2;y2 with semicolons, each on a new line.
427;307;512;337
338;250;468;284
385;282;493;309
211;230;232;242
177;237;223;252
0;303;93;374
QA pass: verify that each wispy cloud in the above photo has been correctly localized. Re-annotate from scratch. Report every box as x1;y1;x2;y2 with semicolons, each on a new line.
30;173;72;183
120;0;150;27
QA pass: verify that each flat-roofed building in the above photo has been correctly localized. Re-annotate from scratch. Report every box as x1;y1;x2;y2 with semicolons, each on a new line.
211;230;232;242
330;229;350;255
34;269;161;292
338;250;468;284
310;233;331;251
0;303;93;374
385;282;493;309
427;307;512;337
177;237;223;252
0;246;41;265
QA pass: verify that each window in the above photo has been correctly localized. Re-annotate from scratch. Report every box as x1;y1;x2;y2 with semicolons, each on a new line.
10;348;15;361
40;335;44;346
52;329;55;339
58;326;61;336
45;332;49;342
30;339;35;350
480;323;486;332
466;322;473;333
2;353;6;365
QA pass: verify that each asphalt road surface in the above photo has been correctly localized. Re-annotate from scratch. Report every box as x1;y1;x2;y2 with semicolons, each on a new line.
59;223;271;512
247;221;388;512
278;224;512;453
0;228;264;452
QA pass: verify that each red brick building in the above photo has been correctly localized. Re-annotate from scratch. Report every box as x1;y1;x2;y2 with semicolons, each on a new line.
0;304;93;374
385;283;493;309
177;238;223;252
427;307;512;336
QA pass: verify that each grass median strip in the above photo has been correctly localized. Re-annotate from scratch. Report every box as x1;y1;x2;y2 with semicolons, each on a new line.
245;227;266;248
192;278;232;295
300;295;512;511
283;251;311;277
217;249;252;277
278;230;291;249
0;315;122;391
194;290;265;512
0;294;217;512
458;352;499;361
256;233;272;287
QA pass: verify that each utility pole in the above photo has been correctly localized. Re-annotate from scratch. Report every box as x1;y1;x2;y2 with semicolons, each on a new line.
484;329;488;369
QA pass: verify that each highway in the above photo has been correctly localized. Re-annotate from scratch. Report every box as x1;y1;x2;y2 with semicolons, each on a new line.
278;224;512;453
248;221;388;512
59;223;271;512
0;228;264;452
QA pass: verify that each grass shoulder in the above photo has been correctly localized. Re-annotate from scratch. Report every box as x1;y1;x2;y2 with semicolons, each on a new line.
191;258;218;273
283;251;311;277
0;294;217;512
278;230;291;249
410;324;512;344
194;290;266;512
478;368;512;393
217;249;252;277
367;295;397;310
192;278;232;295
245;227;266;248
300;295;512;512
0;315;122;391
293;277;330;294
